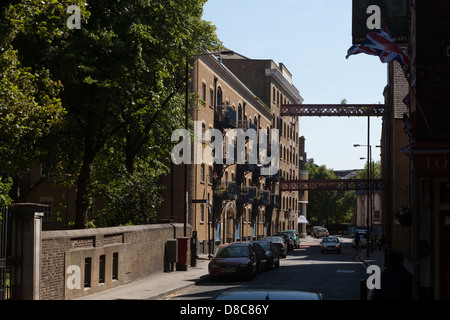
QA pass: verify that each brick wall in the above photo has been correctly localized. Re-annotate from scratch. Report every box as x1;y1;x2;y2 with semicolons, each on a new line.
415;1;450;143
40;224;190;300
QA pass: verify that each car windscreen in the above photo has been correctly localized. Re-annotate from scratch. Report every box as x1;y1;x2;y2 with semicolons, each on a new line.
215;246;248;258
265;237;282;243
255;242;269;250
323;238;338;243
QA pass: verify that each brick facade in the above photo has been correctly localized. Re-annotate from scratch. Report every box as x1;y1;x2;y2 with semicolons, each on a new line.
158;52;306;254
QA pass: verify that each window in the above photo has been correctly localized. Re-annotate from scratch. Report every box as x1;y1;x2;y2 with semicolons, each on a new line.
201;82;206;102
200;204;205;223
112;253;119;280
209;88;214;108
209;166;213;185
40;200;52;220
99;255;106;284
217;87;223;106
238;104;243;123
200;164;205;182
84;257;92;288
201;122;206;141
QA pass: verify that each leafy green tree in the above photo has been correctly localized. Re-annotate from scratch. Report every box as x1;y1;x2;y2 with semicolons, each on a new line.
305;163;356;224
94;161;167;227
4;0;221;228
356;160;381;179
0;177;13;212
0;3;66;201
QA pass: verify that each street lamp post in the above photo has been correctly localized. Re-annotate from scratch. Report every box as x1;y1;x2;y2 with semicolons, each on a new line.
354;144;372;258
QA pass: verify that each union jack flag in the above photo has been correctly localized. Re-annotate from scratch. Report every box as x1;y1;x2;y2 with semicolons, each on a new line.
346;27;410;70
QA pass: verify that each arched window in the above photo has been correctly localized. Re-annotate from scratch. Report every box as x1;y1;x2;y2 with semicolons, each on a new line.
217;86;223;106
238;104;243;123
201;122;206;141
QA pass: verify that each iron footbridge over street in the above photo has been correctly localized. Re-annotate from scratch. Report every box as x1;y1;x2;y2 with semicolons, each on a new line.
280;104;385;191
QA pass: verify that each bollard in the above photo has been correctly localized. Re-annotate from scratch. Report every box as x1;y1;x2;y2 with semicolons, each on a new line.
360;279;367;300
176;237;189;271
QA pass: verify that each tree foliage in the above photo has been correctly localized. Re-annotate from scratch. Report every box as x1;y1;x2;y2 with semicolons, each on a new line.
356;160;381;179
305;163;357;224
2;0;222;228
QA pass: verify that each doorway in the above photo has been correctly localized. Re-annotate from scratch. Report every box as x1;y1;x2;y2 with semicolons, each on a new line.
440;211;450;299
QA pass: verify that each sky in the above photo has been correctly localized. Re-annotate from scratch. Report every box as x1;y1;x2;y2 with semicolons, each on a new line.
202;0;386;171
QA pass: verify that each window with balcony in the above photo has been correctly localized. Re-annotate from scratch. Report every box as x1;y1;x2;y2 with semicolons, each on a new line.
217;86;223;106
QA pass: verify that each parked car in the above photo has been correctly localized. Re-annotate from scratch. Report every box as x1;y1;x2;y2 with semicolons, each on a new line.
213;286;324;300
315;228;329;238
264;236;287;258
311;226;322;238
252;240;280;270
249;242;266;274
208;243;258;280
320;236;342;254
274;233;294;251
281;230;300;248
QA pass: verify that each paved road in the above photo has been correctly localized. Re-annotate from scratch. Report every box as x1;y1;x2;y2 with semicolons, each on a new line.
159;236;367;300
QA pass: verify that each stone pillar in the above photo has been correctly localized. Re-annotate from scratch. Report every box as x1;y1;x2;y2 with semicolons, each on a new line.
10;203;45;300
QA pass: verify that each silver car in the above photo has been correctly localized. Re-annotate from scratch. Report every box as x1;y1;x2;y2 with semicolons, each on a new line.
316;228;329;238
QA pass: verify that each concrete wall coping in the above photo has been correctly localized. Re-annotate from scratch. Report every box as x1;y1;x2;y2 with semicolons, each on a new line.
42;223;188;240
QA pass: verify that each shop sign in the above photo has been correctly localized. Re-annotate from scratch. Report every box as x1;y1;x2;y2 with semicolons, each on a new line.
414;154;450;174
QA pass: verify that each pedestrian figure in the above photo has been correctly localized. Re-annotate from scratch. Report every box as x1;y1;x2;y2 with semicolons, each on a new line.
355;232;360;250
378;235;386;251
374;251;413;300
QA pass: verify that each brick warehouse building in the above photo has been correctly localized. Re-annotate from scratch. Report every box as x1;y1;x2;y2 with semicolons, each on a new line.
158;51;307;255
382;1;450;300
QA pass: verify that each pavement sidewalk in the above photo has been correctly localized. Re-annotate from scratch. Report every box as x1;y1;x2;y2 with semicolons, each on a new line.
357;247;414;300
74;255;211;300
